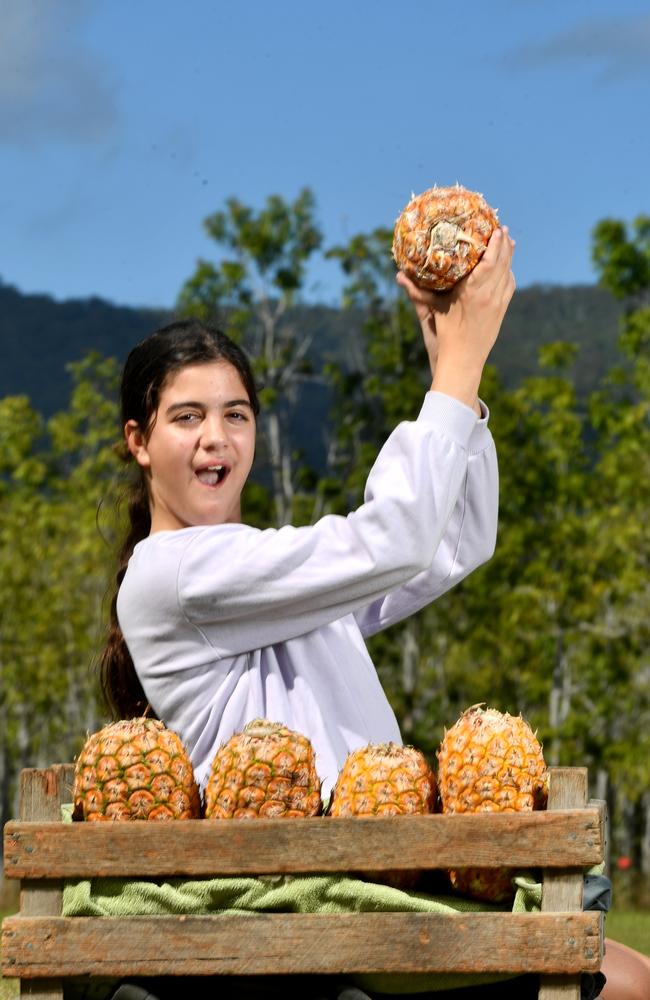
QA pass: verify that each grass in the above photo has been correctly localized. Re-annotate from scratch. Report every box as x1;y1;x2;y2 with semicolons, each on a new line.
0;909;17;1000
606;911;650;957
0;974;17;1000
0;901;18;1000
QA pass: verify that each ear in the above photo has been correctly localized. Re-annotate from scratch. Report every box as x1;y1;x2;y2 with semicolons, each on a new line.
124;420;151;469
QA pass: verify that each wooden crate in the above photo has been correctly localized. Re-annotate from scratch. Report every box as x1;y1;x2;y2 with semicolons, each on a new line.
2;766;604;1000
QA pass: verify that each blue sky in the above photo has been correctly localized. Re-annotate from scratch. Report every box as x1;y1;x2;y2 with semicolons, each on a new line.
1;0;649;309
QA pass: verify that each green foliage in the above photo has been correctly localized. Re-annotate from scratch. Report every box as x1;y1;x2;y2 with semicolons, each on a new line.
592;216;650;300
0;356;123;831
181;188;322;322
326;228;395;309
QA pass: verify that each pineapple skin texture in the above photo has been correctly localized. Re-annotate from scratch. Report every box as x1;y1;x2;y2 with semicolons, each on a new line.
204;719;322;819
437;706;548;902
330;742;436;889
73;718;201;821
392;185;498;291
330;742;436;818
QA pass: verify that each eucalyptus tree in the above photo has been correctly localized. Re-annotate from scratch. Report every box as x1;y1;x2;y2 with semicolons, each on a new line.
177;190;323;526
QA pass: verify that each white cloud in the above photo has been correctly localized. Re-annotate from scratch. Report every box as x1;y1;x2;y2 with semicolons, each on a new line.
503;13;650;82
0;0;118;146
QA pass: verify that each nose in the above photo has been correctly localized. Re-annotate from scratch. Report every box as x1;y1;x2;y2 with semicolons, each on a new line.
200;412;228;450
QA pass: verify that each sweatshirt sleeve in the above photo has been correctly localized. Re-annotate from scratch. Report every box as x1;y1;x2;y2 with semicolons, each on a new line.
175;392;496;656
353;403;497;637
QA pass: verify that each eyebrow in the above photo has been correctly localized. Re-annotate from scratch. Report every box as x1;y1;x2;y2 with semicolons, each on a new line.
165;399;254;416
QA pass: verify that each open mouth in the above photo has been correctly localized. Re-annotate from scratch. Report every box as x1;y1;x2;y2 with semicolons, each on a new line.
196;465;229;487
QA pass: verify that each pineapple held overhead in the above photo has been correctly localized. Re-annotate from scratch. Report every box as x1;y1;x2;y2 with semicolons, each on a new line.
73;717;201;821
205;718;322;818
437;704;548;902
392;184;499;291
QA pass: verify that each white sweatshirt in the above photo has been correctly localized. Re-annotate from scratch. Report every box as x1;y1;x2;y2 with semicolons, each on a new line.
117;391;498;798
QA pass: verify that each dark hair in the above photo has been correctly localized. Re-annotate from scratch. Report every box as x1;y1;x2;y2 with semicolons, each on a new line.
99;319;259;719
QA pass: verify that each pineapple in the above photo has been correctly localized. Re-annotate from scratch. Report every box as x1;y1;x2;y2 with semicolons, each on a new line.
437;704;548;902
73;717;201;821
204;719;322;818
392;184;498;291
329;742;436;888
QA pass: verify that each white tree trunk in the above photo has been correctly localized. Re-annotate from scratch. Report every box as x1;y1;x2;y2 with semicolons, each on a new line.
266;409;293;527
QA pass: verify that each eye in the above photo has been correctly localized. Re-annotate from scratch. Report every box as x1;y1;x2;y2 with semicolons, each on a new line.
226;410;249;422
174;411;201;423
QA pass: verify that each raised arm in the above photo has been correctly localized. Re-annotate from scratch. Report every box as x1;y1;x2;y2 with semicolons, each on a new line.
398;225;516;414
353;409;497;637
351;227;515;636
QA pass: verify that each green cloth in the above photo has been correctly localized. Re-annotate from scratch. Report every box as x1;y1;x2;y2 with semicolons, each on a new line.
59;804;543;994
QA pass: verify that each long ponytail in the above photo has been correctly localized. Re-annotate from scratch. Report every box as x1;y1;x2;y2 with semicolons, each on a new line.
98;319;259;720
99;476;152;719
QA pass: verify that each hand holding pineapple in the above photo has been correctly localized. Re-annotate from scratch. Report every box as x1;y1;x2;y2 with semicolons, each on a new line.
394;184;516;415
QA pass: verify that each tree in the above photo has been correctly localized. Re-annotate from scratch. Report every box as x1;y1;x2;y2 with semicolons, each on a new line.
177;190;324;526
0;355;122;840
590;216;650;880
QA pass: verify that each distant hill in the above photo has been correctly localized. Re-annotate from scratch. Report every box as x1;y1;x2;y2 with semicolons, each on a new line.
0;278;625;423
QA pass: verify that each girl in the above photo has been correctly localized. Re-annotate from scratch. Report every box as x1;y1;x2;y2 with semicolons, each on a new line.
101;227;513;803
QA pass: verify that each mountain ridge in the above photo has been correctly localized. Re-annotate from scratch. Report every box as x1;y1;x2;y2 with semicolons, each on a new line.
0;278;625;419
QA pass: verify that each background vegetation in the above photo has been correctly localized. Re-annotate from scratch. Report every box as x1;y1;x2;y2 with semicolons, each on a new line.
1;194;649;925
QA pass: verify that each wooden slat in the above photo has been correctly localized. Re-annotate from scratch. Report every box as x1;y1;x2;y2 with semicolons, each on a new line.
16;766;72;1000
539;768;603;1000
4;807;603;879
2;911;603;978
542;768;589;913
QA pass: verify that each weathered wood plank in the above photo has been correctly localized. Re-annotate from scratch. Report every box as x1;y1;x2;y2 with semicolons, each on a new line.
2;912;603;978
539;768;600;1000
542;768;589;913
4;808;603;879
17;766;72;1000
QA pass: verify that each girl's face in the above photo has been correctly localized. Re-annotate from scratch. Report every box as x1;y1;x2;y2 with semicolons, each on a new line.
126;361;256;533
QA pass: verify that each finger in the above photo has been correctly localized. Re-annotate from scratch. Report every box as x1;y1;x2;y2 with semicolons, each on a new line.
494;232;516;291
395;272;443;319
473;227;515;290
492;260;516;302
501;226;516;262
492;256;516;311
396;270;434;303
461;230;504;293
480;226;505;266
